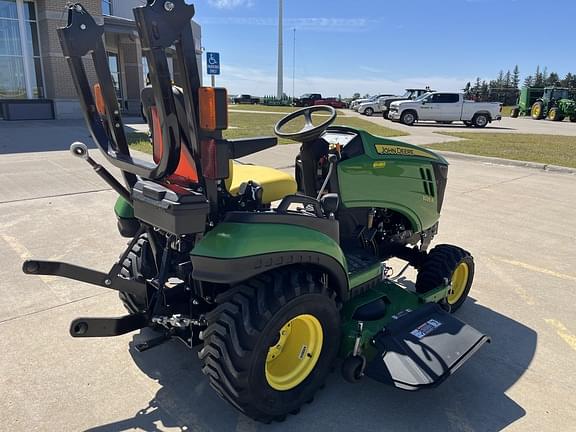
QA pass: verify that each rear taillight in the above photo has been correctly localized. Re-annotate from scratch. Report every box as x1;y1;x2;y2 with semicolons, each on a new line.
201;138;229;180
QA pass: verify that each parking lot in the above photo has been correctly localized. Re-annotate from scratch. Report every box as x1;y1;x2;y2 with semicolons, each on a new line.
349;112;576;146
1;119;575;431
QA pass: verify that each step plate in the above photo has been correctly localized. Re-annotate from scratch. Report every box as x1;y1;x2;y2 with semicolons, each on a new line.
365;303;489;390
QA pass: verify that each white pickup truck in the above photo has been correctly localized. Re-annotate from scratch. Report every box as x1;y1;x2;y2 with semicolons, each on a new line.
388;92;502;127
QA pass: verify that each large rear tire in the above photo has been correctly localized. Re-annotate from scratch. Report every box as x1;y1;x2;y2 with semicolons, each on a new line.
415;244;474;313
118;234;155;314
199;270;340;422
531;101;544;119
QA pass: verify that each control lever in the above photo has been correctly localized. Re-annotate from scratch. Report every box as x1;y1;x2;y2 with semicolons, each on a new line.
70;142;131;203
316;153;338;200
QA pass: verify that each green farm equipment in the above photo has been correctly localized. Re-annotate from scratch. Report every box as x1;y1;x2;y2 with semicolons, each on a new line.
512;86;576;121
22;1;490;423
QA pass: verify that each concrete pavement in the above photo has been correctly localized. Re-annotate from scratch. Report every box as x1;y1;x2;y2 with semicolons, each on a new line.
1;122;576;431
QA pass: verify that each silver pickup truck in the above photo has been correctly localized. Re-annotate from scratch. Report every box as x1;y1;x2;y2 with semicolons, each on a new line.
389;92;502;127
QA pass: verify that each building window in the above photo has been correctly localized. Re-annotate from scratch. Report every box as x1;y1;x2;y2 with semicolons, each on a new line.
0;0;43;99
101;0;112;16
107;52;122;100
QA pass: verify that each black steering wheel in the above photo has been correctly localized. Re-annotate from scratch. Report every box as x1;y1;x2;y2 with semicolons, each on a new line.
274;105;337;142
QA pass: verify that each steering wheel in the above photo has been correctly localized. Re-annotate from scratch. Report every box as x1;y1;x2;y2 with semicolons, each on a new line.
274;105;337;142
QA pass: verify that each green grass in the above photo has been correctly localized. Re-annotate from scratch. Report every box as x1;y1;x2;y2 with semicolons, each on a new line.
127;132;152;153
128;111;408;153
428;132;576;168
229;104;345;116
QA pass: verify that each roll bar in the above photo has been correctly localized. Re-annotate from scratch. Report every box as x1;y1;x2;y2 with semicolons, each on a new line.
57;1;202;182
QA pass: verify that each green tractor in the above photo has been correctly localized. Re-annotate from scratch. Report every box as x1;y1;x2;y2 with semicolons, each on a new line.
22;1;489;423
526;87;575;121
510;86;544;117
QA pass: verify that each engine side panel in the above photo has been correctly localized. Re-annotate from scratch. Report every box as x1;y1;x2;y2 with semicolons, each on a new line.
337;134;447;233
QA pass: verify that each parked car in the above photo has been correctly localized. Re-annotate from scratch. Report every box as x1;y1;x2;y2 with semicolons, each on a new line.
293;93;322;107
381;88;434;118
350;94;394;111
357;95;400;116
388;92;502;127
232;94;260;104
314;98;347;108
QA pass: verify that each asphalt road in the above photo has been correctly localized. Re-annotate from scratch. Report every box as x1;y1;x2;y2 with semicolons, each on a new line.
1;135;576;431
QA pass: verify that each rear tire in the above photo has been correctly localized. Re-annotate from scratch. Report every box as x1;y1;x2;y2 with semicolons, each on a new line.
531;101;544;119
364;107;374;116
415;244;474;313
473;113;489;128
118;234;155;314
199;269;340;422
510;108;519;118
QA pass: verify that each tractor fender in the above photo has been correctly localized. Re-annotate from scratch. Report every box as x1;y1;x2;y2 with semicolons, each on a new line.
191;222;350;301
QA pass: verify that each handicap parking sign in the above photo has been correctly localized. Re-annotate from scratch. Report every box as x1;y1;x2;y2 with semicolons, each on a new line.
207;52;220;75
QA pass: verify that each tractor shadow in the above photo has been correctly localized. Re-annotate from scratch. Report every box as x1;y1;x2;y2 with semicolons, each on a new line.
84;297;536;432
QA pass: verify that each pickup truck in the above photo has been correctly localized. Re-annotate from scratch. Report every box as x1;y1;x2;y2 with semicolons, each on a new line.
314;98;347;108
293;93;322;107
381;88;434;118
232;94;260;104
388;92;502;127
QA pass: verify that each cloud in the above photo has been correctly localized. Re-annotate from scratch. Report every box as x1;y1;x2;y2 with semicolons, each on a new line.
205;64;470;97
199;16;372;32
207;0;254;9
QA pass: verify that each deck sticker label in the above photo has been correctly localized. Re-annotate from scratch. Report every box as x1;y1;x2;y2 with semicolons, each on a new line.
411;319;442;339
375;144;435;159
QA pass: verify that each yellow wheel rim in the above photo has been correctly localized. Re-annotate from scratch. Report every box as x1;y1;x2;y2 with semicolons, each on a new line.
532;105;541;117
265;314;323;391
447;262;469;305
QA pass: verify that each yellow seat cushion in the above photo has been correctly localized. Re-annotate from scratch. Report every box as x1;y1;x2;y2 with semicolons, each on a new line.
225;162;297;204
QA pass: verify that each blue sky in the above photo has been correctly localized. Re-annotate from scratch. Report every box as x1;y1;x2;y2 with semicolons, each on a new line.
194;0;576;97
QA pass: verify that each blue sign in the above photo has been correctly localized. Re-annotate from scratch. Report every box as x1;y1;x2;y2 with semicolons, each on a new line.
207;52;220;75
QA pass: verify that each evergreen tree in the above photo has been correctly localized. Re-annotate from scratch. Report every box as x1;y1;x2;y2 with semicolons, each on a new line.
512;65;520;89
505;70;511;88
497;70;505;86
534;65;543;86
523;75;534;87
546;72;560;86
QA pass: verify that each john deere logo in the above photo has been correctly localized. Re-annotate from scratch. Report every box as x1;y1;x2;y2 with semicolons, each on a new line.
375;145;435;159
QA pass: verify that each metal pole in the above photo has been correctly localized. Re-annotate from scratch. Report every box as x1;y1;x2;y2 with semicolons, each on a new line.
276;0;284;100
211;75;215;87
292;28;296;100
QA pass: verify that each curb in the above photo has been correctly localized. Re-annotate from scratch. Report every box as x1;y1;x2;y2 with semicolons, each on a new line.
436;150;576;175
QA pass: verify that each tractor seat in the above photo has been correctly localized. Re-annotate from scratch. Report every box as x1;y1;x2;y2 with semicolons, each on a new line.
225;161;297;204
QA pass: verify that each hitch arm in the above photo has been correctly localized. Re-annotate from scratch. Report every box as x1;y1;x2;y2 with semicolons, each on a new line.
22;260;145;297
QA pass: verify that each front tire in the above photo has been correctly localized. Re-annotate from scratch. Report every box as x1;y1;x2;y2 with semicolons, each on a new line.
364;107;374;116
510;108;519;118
199;270;340;422
400;110;417;126
415;244;474;313
547;107;563;121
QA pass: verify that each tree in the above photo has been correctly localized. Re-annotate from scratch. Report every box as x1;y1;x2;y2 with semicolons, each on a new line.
463;81;471;97
497;70;505;87
546;72;560;86
534;65;544;86
512;65;520;89
352;92;361;99
523;75;534;87
505;70;511;88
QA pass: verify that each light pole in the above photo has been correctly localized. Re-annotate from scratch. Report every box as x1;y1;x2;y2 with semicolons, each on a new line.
292;28;296;100
277;0;284;100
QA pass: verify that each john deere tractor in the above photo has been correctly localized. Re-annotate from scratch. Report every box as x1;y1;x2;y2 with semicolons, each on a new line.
529;87;576;121
22;1;489;423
